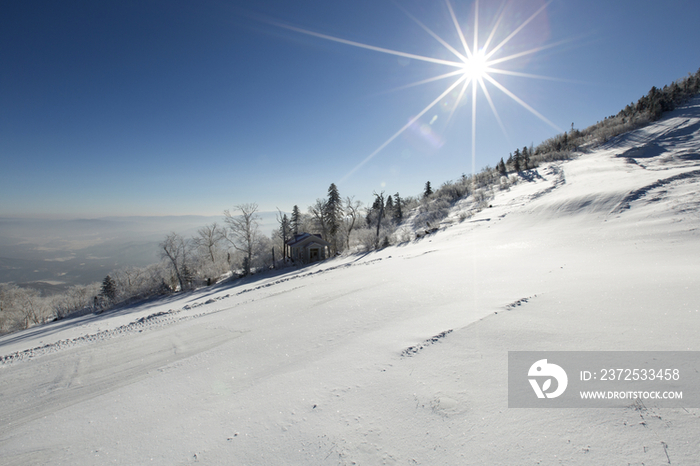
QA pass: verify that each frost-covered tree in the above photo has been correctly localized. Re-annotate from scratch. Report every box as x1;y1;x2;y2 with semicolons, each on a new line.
194;223;224;264
192;223;228;282
0;284;48;332
344;196;362;249
224;203;261;276
325;183;343;253
276;209;291;261
160;232;192;291
52;283;101;320
309;198;328;239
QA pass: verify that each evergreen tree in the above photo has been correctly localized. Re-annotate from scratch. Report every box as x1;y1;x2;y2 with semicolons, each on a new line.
100;275;117;303
497;158;507;176
513;148;521;172
385;195;394;215
424;181;433;198
522;146;530;170
290;205;301;236
393;192;403;222
325;183;342;253
373;191;385;239
277;212;291;260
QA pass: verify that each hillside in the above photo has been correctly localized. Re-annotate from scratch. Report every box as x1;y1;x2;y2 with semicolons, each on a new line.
1;98;700;465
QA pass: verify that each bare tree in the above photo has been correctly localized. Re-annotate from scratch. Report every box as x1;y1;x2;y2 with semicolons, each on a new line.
194;223;225;264
0;284;49;331
52;283;100;320
160;232;191;291
113;266;144;301
344;196;362;249
276;208;291;262
308;198;328;239
20;288;51;327
223;203;261;276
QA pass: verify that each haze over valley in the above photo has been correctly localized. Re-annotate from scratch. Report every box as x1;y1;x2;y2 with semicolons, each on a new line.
0;215;276;293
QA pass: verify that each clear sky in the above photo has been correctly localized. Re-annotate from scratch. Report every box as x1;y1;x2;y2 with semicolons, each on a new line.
2;0;699;219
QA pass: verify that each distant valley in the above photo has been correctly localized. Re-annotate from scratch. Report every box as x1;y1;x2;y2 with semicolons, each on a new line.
0;214;279;294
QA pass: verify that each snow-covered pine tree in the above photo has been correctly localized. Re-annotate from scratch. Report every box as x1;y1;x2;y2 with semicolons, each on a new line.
325;183;342;253
393;192;403;222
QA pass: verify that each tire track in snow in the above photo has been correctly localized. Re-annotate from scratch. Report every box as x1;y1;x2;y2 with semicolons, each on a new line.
0;325;239;436
401;330;453;357
0;309;202;365
1;253;397;365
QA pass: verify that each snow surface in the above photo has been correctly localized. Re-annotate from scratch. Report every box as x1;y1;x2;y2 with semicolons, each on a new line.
2;99;700;465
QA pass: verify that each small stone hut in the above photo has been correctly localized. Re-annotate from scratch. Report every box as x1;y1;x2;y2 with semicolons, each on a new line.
285;233;331;264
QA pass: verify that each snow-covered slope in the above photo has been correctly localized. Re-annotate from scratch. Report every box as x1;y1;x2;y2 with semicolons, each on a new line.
2;99;700;465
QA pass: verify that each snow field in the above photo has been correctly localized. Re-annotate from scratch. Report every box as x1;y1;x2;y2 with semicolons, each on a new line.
2;100;700;464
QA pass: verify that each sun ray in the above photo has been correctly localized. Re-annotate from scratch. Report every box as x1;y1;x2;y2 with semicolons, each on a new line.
445;0;472;59
471;74;478;176
483;73;562;132
484;0;552;61
486;38;569;67
487;67;582;84
272;21;464;69
477;76;509;139
473;0;480;55
393;1;468;63
444;77;472;127
340;75;470;183
481;0;509;52
389;69;467;93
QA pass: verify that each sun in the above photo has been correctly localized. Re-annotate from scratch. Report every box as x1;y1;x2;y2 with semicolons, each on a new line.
271;0;563;180
463;49;488;81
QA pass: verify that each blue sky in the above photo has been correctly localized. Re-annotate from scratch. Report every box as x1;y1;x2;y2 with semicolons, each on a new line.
2;0;699;219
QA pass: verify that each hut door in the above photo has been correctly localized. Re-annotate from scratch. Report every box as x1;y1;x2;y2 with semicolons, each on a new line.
309;248;319;262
